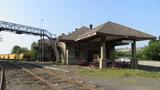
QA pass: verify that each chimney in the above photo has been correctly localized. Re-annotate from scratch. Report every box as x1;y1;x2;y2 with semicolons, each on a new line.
89;24;93;29
61;33;65;35
75;28;78;31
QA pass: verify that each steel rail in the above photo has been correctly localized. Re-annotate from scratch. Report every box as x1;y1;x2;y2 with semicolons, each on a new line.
0;20;53;38
12;63;60;90
13;62;97;90
0;63;5;90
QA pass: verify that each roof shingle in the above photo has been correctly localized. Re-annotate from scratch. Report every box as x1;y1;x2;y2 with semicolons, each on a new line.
59;21;156;41
76;21;156;41
59;26;90;41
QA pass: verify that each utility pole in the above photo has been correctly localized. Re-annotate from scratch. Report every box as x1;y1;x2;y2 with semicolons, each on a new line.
40;19;44;62
81;18;83;26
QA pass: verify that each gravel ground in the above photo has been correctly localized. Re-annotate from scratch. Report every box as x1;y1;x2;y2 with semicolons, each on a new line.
27;61;160;90
3;61;51;90
17;62;97;90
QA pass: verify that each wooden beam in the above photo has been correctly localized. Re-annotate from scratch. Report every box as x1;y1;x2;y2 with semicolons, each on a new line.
131;40;137;68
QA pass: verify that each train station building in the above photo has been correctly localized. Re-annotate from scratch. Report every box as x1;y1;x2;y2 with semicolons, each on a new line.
57;21;156;69
0;20;156;69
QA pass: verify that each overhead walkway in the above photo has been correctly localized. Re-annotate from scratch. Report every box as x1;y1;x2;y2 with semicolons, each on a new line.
0;20;59;61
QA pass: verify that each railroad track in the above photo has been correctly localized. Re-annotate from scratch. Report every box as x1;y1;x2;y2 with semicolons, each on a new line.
3;61;51;90
0;62;5;90
13;62;97;90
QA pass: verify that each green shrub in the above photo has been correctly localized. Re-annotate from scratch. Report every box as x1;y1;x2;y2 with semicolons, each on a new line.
115;51;131;58
143;40;160;61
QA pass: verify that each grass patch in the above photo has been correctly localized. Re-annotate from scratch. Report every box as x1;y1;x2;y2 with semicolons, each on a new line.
78;68;160;78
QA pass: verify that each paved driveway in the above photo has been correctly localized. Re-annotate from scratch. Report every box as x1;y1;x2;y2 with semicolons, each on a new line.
139;61;160;67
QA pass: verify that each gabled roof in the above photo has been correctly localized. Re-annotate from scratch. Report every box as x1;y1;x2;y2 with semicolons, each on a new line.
76;21;156;41
59;21;156;42
58;26;90;41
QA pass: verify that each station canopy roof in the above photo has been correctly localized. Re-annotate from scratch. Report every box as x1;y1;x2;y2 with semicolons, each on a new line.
59;21;156;42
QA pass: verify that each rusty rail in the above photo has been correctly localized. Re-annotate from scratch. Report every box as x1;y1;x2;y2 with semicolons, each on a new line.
11;62;98;90
17;62;98;90
0;63;5;90
12;63;60;90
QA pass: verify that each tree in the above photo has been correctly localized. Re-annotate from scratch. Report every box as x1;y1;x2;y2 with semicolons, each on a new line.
143;40;160;60
11;45;28;54
115;51;131;58
11;43;38;61
29;42;38;60
136;49;145;60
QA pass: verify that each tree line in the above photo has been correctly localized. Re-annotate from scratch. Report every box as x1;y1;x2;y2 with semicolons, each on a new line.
11;42;38;61
116;39;160;61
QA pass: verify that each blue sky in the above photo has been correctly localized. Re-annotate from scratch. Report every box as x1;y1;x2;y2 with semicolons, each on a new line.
0;0;160;53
